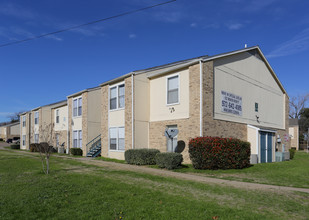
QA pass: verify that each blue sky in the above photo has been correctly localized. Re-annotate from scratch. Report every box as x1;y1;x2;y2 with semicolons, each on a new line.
0;0;308;122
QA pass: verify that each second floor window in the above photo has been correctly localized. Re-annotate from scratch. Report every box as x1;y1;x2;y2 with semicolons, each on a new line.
56;110;59;123
22;116;26;127
34;112;39;125
167;75;179;105
110;84;125;110
73;97;82;117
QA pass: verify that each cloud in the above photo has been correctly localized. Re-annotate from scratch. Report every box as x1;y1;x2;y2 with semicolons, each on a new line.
190;23;197;28
129;34;136;39
44;35;63;41
267;28;309;58
154;11;182;23
226;23;244;30
0;3;35;19
0;112;13;117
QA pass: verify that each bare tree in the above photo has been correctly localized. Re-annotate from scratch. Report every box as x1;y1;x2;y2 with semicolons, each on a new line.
31;123;57;174
7;111;25;123
289;94;309;119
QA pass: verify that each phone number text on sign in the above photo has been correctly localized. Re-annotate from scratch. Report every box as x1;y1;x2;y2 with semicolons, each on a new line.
221;91;242;116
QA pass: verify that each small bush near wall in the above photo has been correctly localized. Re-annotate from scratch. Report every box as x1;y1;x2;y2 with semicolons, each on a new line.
30;144;40;152
155;152;183;170
125;149;160;165
10;144;20;149
189;137;251;170
289;148;296;160
0;138;3;141
70;148;83;156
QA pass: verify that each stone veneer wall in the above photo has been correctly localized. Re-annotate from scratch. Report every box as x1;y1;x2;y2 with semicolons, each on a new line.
202;61;247;140
101;85;109;157
149;64;201;163
68;98;72;152
82;92;88;156
125;77;133;151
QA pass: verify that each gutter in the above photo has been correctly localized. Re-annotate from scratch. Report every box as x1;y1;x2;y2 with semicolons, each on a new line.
199;60;203;136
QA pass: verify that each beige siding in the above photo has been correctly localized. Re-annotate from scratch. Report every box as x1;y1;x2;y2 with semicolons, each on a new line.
150;68;190;122
87;89;101;145
54;105;68;131
9;124;20;135
109;110;125;127
213;52;284;130
134;73;150;149
247;126;257;155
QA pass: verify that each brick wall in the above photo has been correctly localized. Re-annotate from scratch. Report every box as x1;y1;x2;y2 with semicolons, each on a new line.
101;85;109;157
82;92;88;156
125;77;133;151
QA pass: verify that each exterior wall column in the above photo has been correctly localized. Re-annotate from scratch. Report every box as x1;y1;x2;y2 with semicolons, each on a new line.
101;85;109;157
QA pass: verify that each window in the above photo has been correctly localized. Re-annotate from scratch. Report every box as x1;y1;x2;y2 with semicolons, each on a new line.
22;135;26;146
56;110;59;123
34;134;39;143
167;75;179;105
34;111;39;125
73;130;82;148
73;97;82;117
109;84;125;110
22;116;26;127
255;102;259;112
109;127;125;151
166;125;178;152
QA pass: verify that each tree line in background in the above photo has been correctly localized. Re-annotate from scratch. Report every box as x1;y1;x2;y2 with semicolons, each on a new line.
289;93;309;143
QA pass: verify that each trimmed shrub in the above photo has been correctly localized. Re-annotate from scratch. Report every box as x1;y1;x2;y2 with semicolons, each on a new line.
0;138;3;141
125;149;160;165
10;144;20;149
189;137;251;170
289;148;296;160
70;148;83;156
155;152;183;170
30;143;40;152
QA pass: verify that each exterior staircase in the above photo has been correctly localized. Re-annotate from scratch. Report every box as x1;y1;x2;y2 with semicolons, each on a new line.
86;134;101;157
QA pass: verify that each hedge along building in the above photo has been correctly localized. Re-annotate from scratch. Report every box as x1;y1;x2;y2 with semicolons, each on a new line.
19;100;67;150
67;86;101;156
99;46;289;164
51;102;68;152
0;122;20;141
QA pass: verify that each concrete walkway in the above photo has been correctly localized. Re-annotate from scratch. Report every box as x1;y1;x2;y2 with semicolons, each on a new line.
1;143;308;194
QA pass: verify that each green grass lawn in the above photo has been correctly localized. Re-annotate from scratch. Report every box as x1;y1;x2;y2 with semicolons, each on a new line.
0;150;308;220
170;152;309;188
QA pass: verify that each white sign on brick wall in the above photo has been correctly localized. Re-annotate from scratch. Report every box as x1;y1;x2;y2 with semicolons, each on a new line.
221;91;242;116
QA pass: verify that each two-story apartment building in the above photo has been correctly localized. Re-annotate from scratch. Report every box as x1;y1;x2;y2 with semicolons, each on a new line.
99;46;289;163
67;87;101;156
19;100;66;150
51;102;68;152
0;122;20;141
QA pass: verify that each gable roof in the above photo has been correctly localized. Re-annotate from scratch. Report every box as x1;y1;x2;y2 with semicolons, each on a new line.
99;46;287;96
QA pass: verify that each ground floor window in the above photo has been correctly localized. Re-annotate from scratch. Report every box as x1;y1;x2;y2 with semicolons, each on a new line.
73;130;82;148
109;127;125;151
22;135;26;146
34;134;39;143
166;125;178;152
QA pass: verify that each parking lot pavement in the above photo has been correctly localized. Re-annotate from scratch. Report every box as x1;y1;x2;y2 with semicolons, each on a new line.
0;141;10;149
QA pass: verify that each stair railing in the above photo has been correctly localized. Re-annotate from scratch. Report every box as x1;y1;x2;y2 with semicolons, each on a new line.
86;134;101;155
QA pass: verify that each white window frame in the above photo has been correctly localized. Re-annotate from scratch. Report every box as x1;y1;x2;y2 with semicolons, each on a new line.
73;130;82;148
22;116;26;127
72;96;82;117
22;135;26;146
34;111;39;125
56;109;60;124
109;82;125;111
109;127;125;151
34;133;39;143
166;74;180;106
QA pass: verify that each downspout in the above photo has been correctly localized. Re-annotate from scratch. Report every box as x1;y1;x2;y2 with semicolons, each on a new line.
131;73;134;149
199;60;203;137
